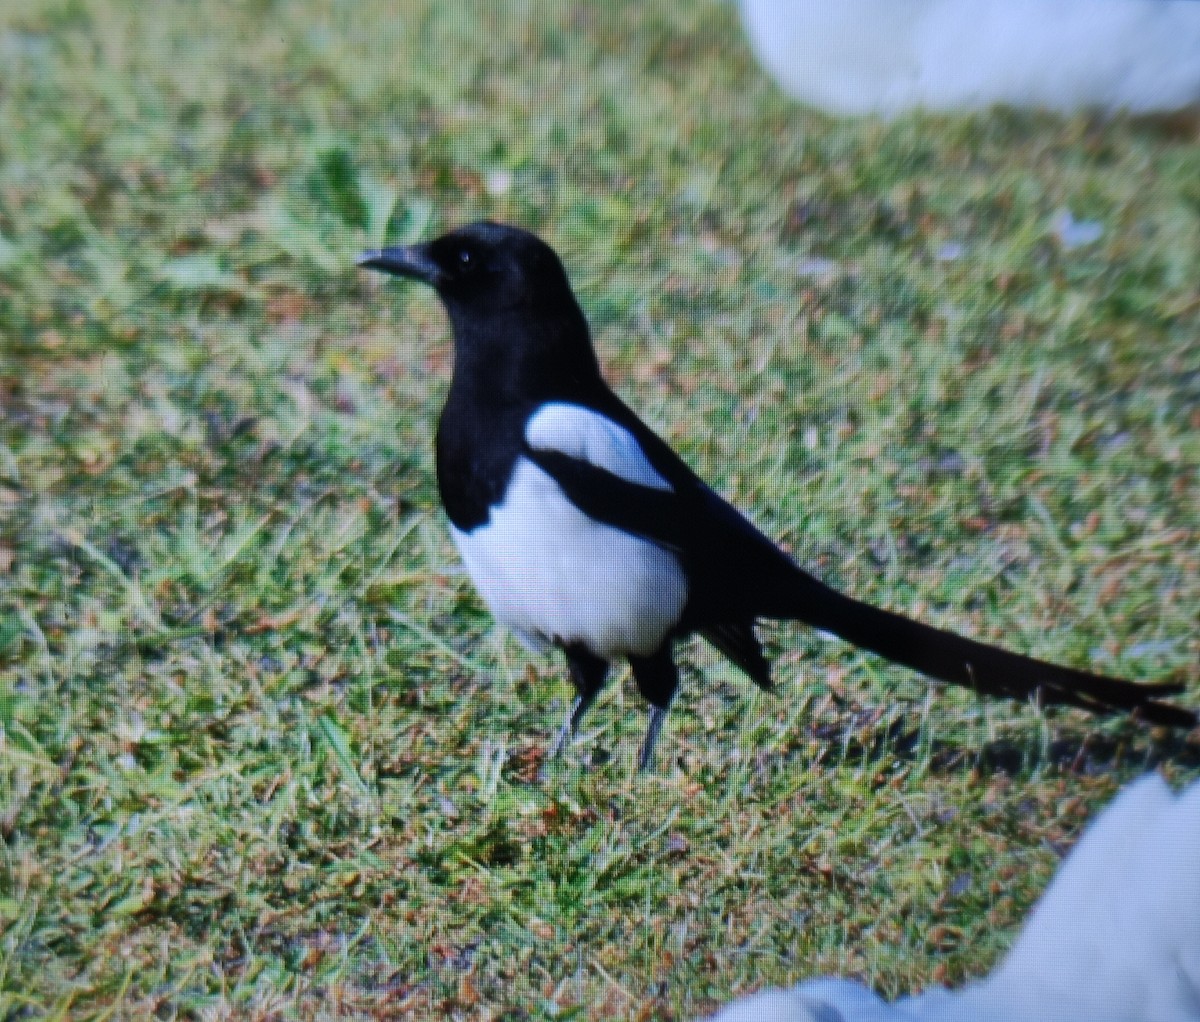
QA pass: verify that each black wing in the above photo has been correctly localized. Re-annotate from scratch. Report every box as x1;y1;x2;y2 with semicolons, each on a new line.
523;446;687;551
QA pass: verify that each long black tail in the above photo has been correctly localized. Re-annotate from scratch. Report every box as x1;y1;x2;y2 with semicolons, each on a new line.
781;573;1195;729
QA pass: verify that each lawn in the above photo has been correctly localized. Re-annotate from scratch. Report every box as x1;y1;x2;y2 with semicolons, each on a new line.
1;1;1198;1019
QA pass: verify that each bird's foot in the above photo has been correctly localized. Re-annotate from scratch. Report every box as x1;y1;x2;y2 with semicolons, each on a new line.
549;691;602;760
549;710;577;760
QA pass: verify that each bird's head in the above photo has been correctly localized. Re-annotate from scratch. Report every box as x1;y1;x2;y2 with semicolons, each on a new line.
358;221;600;396
358;221;573;317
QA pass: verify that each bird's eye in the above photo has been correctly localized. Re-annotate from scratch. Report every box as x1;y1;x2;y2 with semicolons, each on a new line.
458;248;473;268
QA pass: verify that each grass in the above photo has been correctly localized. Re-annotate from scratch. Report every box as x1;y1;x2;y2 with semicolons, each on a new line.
1;0;1198;1018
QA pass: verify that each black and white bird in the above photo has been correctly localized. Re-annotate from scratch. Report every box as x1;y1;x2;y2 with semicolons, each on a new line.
358;222;1194;770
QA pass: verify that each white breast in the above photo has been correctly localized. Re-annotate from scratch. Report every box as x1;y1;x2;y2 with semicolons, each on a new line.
450;456;687;659
449;402;689;658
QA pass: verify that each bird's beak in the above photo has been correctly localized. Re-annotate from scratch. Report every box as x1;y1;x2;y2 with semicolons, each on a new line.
356;244;445;286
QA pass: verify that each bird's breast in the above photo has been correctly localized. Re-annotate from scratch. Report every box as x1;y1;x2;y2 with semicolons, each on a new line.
449;456;688;659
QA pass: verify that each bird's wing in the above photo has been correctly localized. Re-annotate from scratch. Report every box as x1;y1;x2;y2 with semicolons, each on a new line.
523;399;810;624
525;403;675;491
523;402;686;550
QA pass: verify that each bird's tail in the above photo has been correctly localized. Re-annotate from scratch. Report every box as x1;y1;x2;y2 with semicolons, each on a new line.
775;571;1195;728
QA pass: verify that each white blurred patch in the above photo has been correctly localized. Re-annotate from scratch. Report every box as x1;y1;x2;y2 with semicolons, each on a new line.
699;773;1200;1022
740;0;1200;115
1053;209;1105;250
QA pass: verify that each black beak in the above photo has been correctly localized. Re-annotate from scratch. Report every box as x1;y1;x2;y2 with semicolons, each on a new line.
356;244;445;286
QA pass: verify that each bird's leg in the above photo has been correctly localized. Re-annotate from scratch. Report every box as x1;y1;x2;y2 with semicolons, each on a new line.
551;644;609;759
551;692;600;758
629;649;680;772
637;705;670;772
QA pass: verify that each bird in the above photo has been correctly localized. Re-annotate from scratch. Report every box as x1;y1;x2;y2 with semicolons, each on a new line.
701;772;1200;1022
357;221;1194;770
739;0;1200;116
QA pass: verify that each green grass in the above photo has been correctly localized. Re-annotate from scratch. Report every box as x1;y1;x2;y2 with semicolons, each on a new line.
1;1;1198;1018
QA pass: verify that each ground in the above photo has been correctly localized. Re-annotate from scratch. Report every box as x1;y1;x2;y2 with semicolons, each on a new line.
1;1;1198;1019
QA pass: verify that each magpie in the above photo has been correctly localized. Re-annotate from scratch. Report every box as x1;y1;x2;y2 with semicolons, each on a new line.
358;221;1195;770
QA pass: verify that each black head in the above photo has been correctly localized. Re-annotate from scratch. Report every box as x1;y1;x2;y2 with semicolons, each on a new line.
358;222;601;400
358;221;575;317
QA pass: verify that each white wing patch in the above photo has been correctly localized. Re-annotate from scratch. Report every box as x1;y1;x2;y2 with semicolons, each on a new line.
524;403;673;492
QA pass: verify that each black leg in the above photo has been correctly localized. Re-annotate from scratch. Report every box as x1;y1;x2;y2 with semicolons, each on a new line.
551;644;609;758
628;648;679;772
